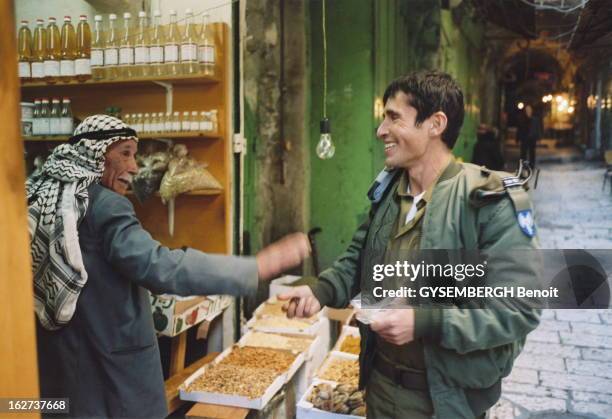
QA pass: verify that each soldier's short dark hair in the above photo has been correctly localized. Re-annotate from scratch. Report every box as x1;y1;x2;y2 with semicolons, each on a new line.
383;70;465;149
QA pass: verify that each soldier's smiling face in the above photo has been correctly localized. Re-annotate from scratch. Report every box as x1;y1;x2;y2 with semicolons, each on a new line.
376;92;433;169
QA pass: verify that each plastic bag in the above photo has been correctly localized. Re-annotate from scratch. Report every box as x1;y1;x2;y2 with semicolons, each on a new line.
132;150;170;203
159;144;222;204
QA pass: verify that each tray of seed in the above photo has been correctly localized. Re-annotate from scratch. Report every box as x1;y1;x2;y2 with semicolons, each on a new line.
316;352;359;387
239;330;320;360
332;326;360;355
254;296;326;322
180;345;300;409
297;379;366;419
246;313;324;336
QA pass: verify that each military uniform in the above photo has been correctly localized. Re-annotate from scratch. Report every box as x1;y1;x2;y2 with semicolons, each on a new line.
310;157;541;418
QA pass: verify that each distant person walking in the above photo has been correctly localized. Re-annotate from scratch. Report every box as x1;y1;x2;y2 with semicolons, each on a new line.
472;123;505;170
517;104;542;167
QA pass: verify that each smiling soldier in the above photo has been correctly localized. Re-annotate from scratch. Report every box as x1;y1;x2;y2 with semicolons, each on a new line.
280;71;541;418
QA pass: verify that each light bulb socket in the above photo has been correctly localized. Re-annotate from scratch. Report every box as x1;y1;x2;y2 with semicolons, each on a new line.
320;118;331;134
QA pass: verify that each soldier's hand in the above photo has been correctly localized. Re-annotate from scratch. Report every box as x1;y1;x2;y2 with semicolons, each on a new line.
256;233;311;281
370;308;415;345
277;286;322;318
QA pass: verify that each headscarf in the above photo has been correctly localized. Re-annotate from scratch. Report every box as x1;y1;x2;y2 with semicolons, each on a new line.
26;114;138;330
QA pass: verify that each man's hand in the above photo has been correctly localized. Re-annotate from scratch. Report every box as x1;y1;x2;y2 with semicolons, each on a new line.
256;233;311;281
370;308;415;345
277;286;322;318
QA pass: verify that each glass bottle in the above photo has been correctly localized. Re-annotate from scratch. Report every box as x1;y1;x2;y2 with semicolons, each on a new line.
210;109;218;133
134;11;150;77
40;98;50;135
49;98;61;135
181;111;190;131
104;14;119;80
123;113;131;127
164;10;180;76
60;98;73;134
60;16;76;82
190;110;199;131
181;9;198;75
18;20;32;82
157;112;166;132
134;113;144;132
143;112;151;133
119;12;135;78
44;17;61;84
164;112;172;132
32;99;41;135
198;13;215;76
149;10;165;76
75;15;92;82
91;15;105;80
199;111;208;132
172;111;180;132
32;19;47;81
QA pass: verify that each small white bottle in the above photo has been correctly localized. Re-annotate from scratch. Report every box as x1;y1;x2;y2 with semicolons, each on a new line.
143;112;151;133
210;109;218;133
135;113;144;132
181;111;190;131
32;99;41;135
164;112;172;132
60;98;73;134
40;98;50;135
172;111;181;132
49;98;61;135
190;111;199;131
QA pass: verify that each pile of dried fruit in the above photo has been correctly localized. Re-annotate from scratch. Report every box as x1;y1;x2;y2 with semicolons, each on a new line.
219;346;296;373
184;364;278;399
339;335;360;355
319;357;359;386
242;331;313;352
308;383;366;416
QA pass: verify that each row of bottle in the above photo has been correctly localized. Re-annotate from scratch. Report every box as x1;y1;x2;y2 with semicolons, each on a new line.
18;9;217;83
30;98;74;136
124;110;218;134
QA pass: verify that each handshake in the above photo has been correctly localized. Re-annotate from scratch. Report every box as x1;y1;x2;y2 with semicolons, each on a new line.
254;232;322;318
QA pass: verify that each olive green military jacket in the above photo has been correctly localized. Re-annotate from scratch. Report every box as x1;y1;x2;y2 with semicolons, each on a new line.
311;159;541;418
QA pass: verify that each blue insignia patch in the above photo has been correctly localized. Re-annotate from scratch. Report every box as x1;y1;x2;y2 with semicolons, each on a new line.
517;209;536;238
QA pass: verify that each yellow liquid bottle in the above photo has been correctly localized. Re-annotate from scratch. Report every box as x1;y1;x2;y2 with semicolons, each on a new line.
104;14;119;80
91;15;105;80
198;13;215;76
119;12;134;78
44;17;61;84
18;20;32;82
149;10;165;76
32;19;46;81
164;10;181;76
75;15;92;82
134;11;150;77
60;16;77;82
181;9;198;75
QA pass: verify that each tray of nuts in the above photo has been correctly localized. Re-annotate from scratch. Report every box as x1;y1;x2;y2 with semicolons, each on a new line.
180;345;303;409
246;313;324;336
333;326;360;355
254;296;324;323
316;352;359;387
297;379;366;419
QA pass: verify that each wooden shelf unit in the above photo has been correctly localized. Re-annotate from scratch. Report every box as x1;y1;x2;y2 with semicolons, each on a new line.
21;22;234;414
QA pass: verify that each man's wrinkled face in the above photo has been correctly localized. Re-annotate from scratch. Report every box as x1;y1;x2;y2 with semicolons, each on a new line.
101;139;138;195
376;92;431;169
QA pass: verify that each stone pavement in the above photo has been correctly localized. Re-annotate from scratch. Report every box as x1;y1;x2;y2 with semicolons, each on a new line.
490;160;612;419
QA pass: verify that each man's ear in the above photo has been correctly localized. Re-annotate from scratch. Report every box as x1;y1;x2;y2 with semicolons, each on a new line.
429;112;448;138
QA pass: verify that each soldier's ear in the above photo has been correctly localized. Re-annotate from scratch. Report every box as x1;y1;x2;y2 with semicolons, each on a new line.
429;112;448;138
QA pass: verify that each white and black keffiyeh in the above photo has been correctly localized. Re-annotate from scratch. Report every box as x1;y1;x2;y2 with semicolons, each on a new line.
27;114;138;330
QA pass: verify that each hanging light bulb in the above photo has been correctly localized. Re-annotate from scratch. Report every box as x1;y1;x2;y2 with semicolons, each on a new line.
317;117;335;159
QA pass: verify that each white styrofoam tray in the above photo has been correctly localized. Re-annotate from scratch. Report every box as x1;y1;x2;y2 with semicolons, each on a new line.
180;344;303;409
296;378;365;419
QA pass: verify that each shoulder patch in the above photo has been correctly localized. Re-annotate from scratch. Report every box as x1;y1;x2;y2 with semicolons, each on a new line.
517;209;536;238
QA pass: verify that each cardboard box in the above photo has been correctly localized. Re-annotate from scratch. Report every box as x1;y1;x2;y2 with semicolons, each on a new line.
150;293;231;337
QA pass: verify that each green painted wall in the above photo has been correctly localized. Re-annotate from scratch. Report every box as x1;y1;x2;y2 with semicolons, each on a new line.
309;0;378;269
439;8;485;162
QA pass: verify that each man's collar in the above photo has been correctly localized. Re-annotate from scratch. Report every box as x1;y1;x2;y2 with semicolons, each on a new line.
397;156;459;202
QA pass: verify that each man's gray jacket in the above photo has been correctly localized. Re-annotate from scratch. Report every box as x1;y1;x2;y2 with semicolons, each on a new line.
37;183;259;418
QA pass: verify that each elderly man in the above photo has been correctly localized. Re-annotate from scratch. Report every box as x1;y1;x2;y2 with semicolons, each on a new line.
280;71;540;418
27;115;309;418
